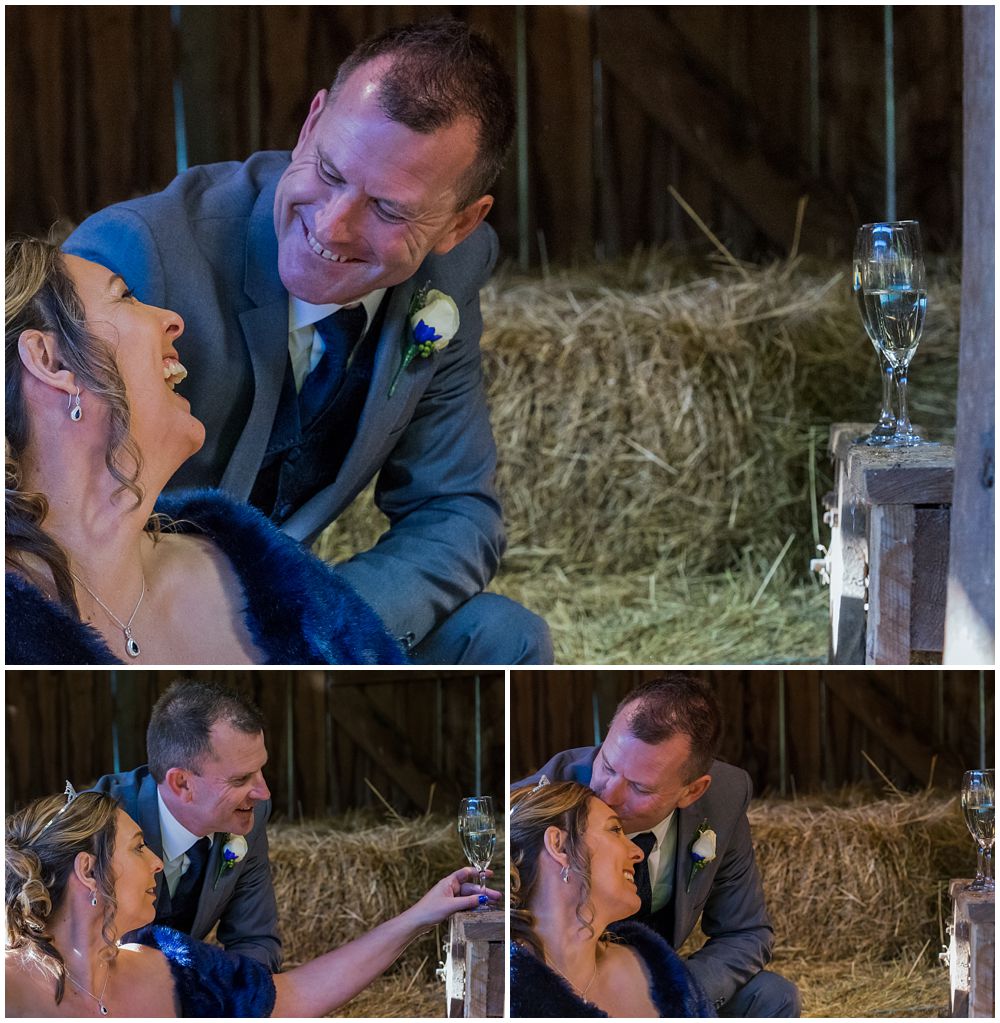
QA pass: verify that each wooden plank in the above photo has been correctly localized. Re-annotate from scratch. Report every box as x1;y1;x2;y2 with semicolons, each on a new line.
595;7;848;254
866;504;916;664
944;7;995;665
828;427;868;663
911;508;950;653
849;448;956;505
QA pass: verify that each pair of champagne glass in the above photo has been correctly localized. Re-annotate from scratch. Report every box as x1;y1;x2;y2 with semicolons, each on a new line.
961;769;994;892
853;220;932;448
458;795;496;909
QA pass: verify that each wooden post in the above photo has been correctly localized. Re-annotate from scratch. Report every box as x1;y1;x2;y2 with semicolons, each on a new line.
947;880;995;1017
944;7;995;664
444;909;504;1018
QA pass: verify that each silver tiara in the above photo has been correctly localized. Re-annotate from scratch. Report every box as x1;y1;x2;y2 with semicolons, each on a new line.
39;781;85;834
531;774;551;794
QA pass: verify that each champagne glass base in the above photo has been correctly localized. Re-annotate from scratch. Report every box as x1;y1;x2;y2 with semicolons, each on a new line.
884;432;938;449
963;876;995;893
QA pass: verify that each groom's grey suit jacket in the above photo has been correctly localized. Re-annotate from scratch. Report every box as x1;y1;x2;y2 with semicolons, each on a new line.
65;151;505;645
516;747;774;1009
93;766;281;971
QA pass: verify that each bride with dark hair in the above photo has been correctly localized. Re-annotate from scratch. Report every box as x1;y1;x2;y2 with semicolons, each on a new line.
509;779;715;1018
5;238;405;665
5;787;496;1017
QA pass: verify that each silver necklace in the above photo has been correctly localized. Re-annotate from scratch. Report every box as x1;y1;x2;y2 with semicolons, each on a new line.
70;569;145;658
546;951;599;1003
66;961;111;1015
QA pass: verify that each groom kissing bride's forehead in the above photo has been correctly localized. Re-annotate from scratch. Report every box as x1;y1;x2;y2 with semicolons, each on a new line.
94;679;282;970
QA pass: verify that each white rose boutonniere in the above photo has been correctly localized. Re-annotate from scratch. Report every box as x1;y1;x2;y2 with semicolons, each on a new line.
213;834;248;889
686;820;717;893
388;284;460;397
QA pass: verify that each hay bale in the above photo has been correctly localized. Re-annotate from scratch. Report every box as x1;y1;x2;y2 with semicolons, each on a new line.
749;790;968;961
266;813;504;1018
314;254;960;663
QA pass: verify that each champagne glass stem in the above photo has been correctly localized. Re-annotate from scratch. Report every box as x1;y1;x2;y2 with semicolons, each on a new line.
976;846;985;884
895;366;913;436
983;845;994;887
479;868;487;891
878;360;895;429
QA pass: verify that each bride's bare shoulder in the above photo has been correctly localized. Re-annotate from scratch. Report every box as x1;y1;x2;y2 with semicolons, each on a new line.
5;949;52;1016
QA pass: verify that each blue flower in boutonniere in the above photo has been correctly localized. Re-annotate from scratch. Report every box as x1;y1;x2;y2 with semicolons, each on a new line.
387;283;460;397
686;820;717;893
213;834;248;889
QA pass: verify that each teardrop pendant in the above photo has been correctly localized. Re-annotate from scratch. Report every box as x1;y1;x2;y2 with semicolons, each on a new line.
99;1003;109;1016
124;629;140;659
70;404;82;422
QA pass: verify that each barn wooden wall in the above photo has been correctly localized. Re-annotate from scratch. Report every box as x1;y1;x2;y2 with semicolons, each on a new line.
5;670;503;818
6;6;962;260
510;669;992;793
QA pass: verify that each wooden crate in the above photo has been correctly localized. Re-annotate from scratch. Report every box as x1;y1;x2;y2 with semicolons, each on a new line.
945;879;995;1017
443;909;504;1018
816;424;954;664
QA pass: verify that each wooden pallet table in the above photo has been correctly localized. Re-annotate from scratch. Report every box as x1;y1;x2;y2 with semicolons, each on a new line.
945;880;995;1018
818;423;954;664
443;908;504;1018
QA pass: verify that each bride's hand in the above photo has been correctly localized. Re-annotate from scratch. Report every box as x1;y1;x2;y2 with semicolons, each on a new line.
406;866;501;929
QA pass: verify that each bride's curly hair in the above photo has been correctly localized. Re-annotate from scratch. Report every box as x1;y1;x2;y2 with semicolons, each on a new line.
5;237;146;613
5;790;121;1004
509;781;602;958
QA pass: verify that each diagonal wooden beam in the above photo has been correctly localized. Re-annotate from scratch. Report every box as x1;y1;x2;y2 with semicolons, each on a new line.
327;682;452;811
596;7;849;254
824;676;961;784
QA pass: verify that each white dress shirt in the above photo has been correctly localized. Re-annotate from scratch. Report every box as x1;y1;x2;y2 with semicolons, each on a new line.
629;809;678;913
287;290;386;392
157;789;212;898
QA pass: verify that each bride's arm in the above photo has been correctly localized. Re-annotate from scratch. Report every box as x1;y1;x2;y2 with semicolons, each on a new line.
270;866;498;1017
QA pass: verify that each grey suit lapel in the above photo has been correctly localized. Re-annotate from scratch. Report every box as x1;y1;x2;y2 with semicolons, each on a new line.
221;176;288;500
190;834;228;939
673;804;699;942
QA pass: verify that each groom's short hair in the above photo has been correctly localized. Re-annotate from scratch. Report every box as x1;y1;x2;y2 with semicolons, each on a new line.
611;674;722;781
147;679;265;783
327;19;515;209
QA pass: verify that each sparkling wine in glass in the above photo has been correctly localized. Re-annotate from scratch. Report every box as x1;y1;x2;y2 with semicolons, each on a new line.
961;769;994;892
858;220;931;447
458;796;496;908
853;228;896;444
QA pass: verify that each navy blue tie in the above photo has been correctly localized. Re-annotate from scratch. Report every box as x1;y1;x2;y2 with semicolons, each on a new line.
162;836;210;933
299;305;368;425
632;831;657;917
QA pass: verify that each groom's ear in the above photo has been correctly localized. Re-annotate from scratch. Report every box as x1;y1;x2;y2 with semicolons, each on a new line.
163;766;195;803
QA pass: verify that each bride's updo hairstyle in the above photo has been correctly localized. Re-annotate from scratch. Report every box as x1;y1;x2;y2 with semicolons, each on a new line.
510;781;599;956
5;790;121;1003
5;237;144;612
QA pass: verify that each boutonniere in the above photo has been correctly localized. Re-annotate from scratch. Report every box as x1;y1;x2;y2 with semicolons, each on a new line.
213;834;248;889
387;284;460;397
686;820;717;893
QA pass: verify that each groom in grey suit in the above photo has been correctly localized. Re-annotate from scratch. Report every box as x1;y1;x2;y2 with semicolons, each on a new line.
516;675;800;1017
65;20;550;664
94;680;281;970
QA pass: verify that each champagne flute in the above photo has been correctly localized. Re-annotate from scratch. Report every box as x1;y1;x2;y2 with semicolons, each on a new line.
458;795;496;908
858;220;930;447
853;227;896;444
961;769;994;892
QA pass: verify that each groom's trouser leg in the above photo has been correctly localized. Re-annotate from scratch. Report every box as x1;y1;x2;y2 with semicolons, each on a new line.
718;970;801;1017
412;593;553;664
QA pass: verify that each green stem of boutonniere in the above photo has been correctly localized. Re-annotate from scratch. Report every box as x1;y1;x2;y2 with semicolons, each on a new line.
388;348;417;398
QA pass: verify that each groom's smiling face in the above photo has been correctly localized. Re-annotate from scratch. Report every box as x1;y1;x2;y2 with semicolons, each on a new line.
272;58;492;306
184;720;271;837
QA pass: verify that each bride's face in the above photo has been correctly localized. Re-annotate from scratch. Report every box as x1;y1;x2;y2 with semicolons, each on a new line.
63;254;205;478
108;809;163;934
580;797;644;923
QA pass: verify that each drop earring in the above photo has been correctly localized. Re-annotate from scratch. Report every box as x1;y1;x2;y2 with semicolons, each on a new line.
560;866;570;883
91;891;98;907
69;388;82;422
